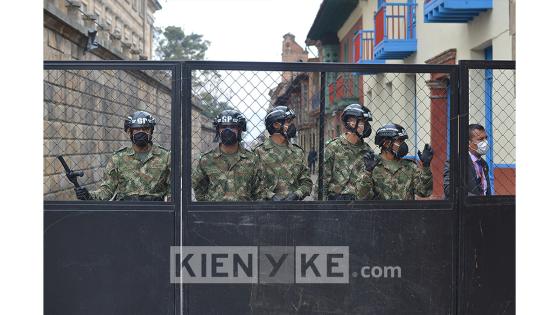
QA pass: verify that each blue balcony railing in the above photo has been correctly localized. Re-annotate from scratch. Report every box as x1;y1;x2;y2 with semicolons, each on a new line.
373;0;417;60
424;0;493;23
353;30;385;64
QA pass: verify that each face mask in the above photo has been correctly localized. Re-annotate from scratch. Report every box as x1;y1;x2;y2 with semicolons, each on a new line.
131;131;151;147
285;124;297;139
475;139;489;155
392;141;409;159
220;128;238;145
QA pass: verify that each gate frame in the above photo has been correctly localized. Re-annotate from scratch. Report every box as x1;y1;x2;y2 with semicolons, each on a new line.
43;60;183;315
42;60;517;315
182;61;459;212
457;60;516;315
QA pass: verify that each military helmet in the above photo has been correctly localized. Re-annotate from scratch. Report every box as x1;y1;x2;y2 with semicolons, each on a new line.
374;123;409;146
213;109;247;131
265;106;296;135
341;104;372;123
124;111;156;132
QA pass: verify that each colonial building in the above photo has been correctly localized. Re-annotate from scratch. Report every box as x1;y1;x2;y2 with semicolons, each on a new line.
304;0;516;198
44;0;162;60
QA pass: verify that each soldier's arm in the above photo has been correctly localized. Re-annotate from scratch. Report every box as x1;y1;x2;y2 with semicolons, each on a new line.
414;164;434;198
251;158;265;201
356;171;375;200
165;151;172;201
442;160;450;199
322;145;335;198
254;148;276;200
192;158;209;201
90;157;119;200
294;154;312;200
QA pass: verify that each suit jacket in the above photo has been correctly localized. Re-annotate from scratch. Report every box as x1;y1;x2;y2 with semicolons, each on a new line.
443;156;491;199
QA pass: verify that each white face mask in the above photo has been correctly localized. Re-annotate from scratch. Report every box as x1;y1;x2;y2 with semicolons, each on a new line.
475;139;489;155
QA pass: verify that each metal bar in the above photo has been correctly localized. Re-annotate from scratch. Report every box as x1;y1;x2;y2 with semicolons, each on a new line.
185;200;455;212
457;60;469;315
44;201;176;211
171;62;182;315
318;72;326;201
44;60;180;70
448;65;460;315
183;64;193;206
183;60;457;73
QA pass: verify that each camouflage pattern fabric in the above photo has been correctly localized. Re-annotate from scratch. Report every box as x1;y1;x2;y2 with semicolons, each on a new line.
356;157;433;200
254;137;312;200
192;145;263;201
90;145;171;200
323;135;373;197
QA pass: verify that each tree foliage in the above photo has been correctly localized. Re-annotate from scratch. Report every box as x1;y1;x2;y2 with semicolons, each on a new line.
155;26;232;118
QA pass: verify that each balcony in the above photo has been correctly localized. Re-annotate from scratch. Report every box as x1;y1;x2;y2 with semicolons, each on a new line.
353;30;385;64
424;0;493;23
328;73;361;110
373;1;417;60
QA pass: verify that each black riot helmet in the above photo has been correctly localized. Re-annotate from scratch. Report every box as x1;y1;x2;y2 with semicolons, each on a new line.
124;111;156;133
265;106;296;135
374;123;409;147
341;103;373;138
213;109;247;143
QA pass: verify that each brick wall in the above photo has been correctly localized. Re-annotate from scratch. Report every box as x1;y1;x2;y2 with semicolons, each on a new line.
43;68;173;200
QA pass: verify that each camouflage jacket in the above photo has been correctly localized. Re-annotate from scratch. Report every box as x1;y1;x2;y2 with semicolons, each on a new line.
323;135;373;197
254;138;312;200
90;145;171;200
192;145;263;201
356;157;433;200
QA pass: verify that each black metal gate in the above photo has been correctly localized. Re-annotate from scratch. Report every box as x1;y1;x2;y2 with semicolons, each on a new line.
43;60;515;315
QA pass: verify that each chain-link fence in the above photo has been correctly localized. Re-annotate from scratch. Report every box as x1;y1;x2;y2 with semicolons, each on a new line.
43;68;173;201
189;68;453;201
44;61;514;203
468;68;516;196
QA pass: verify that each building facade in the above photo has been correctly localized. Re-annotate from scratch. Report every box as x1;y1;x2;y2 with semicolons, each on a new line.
44;0;162;60
302;0;516;198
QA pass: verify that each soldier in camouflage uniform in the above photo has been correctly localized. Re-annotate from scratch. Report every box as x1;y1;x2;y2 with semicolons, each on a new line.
357;123;434;200
324;104;374;200
74;111;171;201
254;106;312;201
192;109;263;201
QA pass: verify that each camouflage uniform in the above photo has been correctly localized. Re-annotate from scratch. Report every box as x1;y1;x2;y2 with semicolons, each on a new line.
324;136;373;198
192;145;263;201
90;145;171;200
254;138;312;200
356;157;433;200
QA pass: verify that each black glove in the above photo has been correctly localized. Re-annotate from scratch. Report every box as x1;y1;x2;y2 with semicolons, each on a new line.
75;187;92;200
284;192;300;201
363;151;380;172
417;144;434;167
271;194;284;201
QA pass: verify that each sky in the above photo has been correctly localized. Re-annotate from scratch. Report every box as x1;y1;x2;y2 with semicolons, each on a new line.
154;0;324;142
154;0;323;62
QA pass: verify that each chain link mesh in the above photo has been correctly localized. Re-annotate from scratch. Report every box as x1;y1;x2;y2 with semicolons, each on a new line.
190;69;451;200
468;68;516;196
43;69;173;201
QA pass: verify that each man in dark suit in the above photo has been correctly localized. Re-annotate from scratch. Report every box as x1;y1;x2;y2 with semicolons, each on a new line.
443;123;491;198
